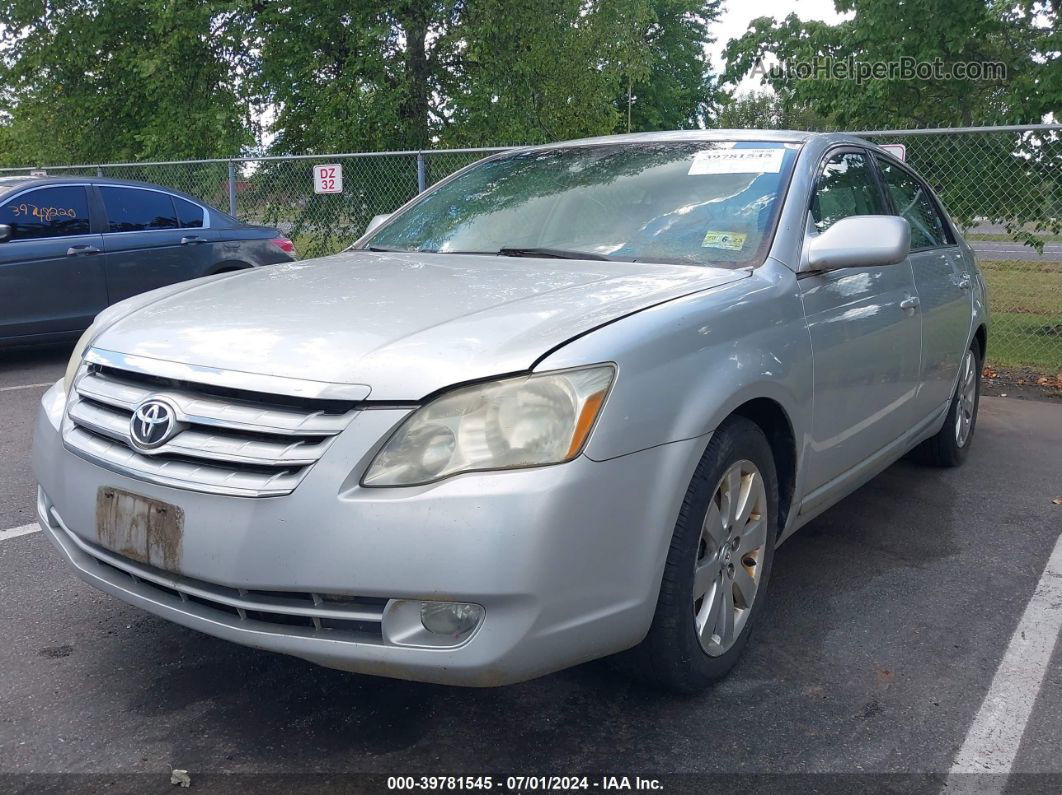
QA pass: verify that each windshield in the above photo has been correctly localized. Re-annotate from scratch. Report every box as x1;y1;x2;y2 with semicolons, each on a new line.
362;141;800;268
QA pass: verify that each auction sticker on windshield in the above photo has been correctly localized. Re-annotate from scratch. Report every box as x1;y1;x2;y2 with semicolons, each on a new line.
688;148;785;175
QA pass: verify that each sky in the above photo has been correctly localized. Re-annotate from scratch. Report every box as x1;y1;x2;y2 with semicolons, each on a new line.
709;0;847;93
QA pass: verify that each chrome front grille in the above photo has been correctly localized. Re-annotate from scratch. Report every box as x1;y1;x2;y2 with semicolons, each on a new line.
63;364;360;497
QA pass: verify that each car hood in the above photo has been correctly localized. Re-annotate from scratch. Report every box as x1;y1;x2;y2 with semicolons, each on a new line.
95;251;746;400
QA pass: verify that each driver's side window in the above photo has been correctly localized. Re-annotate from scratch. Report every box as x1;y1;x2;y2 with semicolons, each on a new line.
811;151;886;233
0;186;91;240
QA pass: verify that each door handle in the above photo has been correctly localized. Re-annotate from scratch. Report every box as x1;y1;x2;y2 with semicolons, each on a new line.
180;236;206;245
899;296;920;312
956;273;972;291
66;244;100;256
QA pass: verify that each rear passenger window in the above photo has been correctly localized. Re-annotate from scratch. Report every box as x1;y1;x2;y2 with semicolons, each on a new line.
0;186;91;240
811;152;886;232
875;158;949;249
174;197;205;228
100;187;178;232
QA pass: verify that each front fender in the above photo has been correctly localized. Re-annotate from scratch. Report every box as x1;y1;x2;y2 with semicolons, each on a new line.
537;258;813;465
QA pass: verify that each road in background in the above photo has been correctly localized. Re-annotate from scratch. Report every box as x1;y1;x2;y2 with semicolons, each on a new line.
972;240;1062;262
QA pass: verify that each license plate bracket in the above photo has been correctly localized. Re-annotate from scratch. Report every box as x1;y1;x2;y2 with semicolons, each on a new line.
96;487;184;572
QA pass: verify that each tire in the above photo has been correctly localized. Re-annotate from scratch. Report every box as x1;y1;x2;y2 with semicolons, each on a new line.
625;415;779;694
916;339;981;468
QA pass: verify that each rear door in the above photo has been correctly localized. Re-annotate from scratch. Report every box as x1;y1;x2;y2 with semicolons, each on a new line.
0;184;108;339
798;148;923;491
98;186;213;303
170;193;229;268
874;156;972;418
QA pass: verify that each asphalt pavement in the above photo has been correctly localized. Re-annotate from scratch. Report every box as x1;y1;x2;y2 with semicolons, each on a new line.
1;347;1061;793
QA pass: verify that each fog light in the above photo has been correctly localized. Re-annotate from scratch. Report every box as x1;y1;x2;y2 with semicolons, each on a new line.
420;602;484;637
381;599;485;647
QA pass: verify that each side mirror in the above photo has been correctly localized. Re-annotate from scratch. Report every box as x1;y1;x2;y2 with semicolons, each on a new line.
0;224;11;243
806;215;910;271
365;213;391;235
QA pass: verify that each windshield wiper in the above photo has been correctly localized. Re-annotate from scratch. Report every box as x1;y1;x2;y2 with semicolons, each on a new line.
496;247;613;261
365;245;613;261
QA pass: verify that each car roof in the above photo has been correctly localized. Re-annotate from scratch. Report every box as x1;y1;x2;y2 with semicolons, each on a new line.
516;129;874;151
0;175;213;207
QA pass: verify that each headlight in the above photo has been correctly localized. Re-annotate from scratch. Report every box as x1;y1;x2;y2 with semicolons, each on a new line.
362;365;615;487
63;325;97;395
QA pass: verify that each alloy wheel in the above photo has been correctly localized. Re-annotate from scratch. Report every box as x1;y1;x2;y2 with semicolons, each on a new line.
693;459;769;656
955;348;977;448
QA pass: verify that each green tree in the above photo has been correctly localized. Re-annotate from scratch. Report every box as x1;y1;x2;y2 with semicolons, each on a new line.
715;90;835;130
445;0;719;144
249;1;463;154
0;0;724;166
0;0;253;165
722;0;1059;128
622;0;722;132
442;0;648;145
252;0;720;151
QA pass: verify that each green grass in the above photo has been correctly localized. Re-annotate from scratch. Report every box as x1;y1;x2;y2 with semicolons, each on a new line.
980;259;1062;372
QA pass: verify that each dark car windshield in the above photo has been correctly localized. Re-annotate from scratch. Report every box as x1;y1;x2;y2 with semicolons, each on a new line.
362;141;800;268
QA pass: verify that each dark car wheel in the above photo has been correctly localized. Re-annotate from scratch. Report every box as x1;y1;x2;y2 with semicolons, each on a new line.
916;338;981;468
626;415;778;693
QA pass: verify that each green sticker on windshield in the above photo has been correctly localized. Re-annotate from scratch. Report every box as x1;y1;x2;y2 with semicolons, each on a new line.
701;230;747;251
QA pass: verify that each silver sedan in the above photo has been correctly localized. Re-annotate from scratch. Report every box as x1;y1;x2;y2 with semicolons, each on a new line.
33;130;986;691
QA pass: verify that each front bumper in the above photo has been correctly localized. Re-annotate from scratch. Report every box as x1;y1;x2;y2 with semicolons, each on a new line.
33;382;706;686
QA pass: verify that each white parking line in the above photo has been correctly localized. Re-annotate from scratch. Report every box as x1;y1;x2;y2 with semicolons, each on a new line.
0;382;52;393
946;532;1062;790
0;523;41;542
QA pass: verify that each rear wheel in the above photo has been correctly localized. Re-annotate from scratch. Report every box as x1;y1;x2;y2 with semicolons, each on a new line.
626;416;778;693
917;339;981;467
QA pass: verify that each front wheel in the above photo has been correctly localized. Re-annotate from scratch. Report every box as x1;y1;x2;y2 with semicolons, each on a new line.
917;339;981;467
625;416;778;693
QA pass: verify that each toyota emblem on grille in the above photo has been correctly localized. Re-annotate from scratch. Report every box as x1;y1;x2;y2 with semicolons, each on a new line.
130;398;179;450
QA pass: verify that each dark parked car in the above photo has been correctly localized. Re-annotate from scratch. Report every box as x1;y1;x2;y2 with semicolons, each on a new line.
0;176;296;346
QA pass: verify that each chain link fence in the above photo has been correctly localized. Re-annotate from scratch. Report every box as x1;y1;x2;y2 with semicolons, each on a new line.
861;126;1061;376
2;125;1059;374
